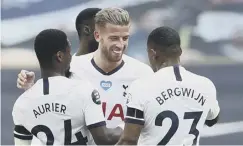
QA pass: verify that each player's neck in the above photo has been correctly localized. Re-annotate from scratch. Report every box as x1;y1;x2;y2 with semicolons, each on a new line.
41;69;64;78
158;58;180;70
75;40;89;56
93;50;123;73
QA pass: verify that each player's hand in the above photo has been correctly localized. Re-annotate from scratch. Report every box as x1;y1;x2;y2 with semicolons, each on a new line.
17;70;35;90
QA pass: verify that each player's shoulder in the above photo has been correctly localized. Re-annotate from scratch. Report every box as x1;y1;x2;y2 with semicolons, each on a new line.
185;69;216;91
71;53;93;67
70;53;94;78
72;52;93;62
70;78;98;98
49;76;83;92
72;80;101;105
129;74;153;93
123;54;153;75
123;54;151;69
126;76;153;106
68;77;93;91
15;77;72;104
13;90;31;114
198;75;216;91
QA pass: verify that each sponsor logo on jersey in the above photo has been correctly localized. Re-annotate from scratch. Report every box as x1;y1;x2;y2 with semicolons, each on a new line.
102;102;125;120
100;80;112;91
91;90;101;105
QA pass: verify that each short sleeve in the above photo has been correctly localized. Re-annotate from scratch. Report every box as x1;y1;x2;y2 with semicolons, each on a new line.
206;81;220;120
125;81;146;125
84;89;106;129
12;105;33;140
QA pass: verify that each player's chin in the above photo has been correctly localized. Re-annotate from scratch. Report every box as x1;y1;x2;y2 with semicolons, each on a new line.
110;51;123;61
110;55;123;62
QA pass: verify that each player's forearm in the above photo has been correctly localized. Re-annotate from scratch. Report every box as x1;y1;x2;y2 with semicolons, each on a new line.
92;127;123;145
116;136;137;145
105;127;123;144
14;138;32;145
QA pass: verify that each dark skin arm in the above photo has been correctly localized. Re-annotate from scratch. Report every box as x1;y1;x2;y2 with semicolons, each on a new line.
116;123;143;145
89;126;123;145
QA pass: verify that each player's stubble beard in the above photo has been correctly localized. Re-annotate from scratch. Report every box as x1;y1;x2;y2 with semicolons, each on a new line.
102;45;125;63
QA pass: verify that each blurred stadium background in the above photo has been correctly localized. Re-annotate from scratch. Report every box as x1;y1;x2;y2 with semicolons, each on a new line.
1;0;243;145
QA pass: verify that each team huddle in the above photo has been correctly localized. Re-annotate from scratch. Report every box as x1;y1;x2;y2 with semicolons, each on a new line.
13;7;220;145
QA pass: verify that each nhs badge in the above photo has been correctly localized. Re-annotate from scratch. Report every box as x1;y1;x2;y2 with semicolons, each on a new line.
100;81;112;91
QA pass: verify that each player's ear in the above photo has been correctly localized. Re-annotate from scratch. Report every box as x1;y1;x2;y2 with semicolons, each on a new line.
56;51;64;62
149;48;157;61
83;25;91;36
94;30;100;42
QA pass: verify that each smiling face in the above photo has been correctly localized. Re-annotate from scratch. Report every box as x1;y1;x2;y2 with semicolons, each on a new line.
94;7;131;62
95;23;130;62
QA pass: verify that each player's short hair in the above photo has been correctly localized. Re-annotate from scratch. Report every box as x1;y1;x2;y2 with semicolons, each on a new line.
75;8;101;38
34;29;69;69
147;26;181;57
95;7;130;28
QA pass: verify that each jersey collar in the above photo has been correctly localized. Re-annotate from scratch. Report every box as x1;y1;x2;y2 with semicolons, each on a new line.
91;58;125;76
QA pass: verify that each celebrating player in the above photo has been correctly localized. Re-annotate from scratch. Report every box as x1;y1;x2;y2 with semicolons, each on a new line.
16;7;153;129
12;29;122;145
70;7;153;128
16;8;101;86
117;26;220;145
75;8;101;56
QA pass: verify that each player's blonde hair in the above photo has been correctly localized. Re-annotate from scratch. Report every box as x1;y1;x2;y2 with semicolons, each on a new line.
95;7;130;28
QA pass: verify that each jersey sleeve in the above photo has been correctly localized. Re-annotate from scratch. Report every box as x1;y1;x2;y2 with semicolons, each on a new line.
83;89;106;130
125;81;146;125
12;105;33;141
206;81;220;120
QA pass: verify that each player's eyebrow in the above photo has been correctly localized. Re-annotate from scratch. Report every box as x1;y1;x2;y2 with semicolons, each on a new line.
108;35;130;38
109;36;119;38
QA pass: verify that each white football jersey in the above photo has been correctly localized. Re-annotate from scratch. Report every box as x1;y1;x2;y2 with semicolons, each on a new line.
125;66;220;145
12;76;105;145
70;53;153;128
